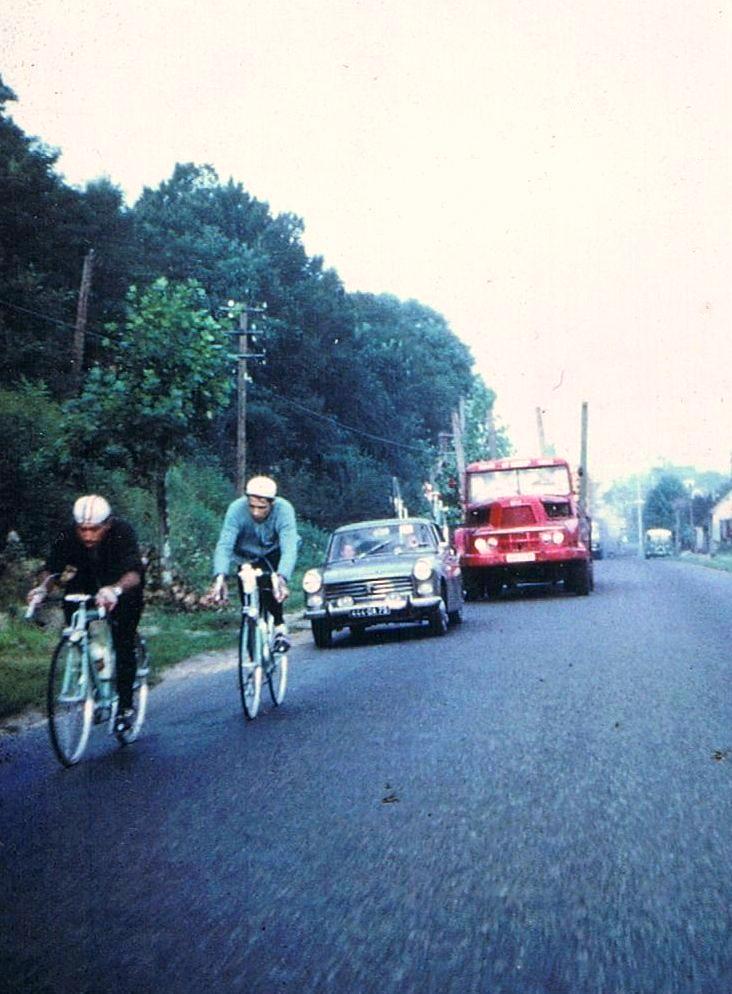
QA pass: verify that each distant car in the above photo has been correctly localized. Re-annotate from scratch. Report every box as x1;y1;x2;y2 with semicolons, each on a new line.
645;527;674;558
302;517;464;648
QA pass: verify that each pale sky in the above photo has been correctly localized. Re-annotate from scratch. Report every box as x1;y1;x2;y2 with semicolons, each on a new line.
3;0;731;487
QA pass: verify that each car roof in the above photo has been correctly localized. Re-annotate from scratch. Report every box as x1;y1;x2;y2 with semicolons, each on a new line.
333;517;435;534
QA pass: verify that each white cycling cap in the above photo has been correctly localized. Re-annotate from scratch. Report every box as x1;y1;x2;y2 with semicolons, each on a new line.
245;476;277;499
73;494;112;525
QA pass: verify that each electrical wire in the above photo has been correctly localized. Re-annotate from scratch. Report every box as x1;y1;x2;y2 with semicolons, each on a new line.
0;297;111;342
266;392;428;453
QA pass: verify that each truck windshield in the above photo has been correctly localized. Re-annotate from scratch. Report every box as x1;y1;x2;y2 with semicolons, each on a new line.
468;465;572;502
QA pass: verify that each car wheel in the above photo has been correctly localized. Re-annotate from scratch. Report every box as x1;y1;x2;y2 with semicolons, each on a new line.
311;619;333;648
428;598;449;636
447;600;463;624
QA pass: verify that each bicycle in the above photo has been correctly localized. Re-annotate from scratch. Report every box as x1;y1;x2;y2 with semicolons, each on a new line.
237;562;288;720
35;593;149;767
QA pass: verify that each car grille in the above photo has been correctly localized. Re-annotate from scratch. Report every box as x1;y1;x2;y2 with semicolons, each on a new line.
325;576;413;603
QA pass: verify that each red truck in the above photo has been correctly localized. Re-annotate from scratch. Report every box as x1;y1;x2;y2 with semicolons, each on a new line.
454;456;593;598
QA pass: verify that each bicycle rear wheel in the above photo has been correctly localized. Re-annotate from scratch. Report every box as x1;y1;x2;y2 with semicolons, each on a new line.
116;634;150;745
238;617;262;719
48;639;93;767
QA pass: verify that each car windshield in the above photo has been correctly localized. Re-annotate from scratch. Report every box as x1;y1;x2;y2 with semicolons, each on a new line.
467;465;572;502
327;523;437;562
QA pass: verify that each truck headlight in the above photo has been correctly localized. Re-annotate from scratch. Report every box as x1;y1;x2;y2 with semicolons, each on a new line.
412;558;433;581
302;569;323;593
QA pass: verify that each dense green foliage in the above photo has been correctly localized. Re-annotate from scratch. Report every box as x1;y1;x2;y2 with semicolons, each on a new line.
0;72;505;587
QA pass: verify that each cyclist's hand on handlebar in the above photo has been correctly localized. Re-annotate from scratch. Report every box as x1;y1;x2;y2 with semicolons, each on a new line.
96;586;119;611
273;574;290;603
27;585;47;606
211;575;229;604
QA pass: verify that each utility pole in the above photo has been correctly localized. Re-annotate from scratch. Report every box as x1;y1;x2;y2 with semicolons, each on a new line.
486;403;497;459
451;407;466;504
225;302;265;494
578;401;589;514
236;308;249;494
536;406;546;456
70;248;95;394
636;477;644;558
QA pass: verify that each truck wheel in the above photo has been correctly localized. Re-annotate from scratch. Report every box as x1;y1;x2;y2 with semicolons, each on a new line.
311;619;333;648
484;577;503;599
463;570;483;601
568;561;591;596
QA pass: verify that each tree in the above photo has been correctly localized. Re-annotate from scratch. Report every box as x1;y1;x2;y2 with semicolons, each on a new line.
0;381;71;551
63;278;231;581
643;474;688;534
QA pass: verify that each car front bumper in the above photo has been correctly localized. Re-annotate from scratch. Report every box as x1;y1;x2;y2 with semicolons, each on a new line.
304;593;442;625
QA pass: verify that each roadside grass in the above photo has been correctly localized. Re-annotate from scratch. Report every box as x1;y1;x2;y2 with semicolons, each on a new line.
679;551;732;574
0;605;239;722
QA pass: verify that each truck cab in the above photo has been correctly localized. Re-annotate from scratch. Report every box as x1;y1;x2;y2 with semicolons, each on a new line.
454;456;593;598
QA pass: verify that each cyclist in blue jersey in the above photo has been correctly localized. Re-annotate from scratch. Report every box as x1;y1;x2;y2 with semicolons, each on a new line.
210;476;299;652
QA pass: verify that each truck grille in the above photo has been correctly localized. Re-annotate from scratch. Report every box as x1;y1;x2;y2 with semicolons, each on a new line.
499;505;536;527
325;576;413;603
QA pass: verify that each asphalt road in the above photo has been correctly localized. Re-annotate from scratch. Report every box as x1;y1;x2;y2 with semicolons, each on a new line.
2;558;732;994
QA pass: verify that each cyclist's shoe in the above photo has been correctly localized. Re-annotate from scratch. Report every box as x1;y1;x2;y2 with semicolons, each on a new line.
272;632;291;654
115;707;136;734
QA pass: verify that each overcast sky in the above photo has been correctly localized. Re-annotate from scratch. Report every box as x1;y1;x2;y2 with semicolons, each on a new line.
3;0;731;487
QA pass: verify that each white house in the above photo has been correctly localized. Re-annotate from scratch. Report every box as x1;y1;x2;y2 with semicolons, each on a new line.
711;490;732;550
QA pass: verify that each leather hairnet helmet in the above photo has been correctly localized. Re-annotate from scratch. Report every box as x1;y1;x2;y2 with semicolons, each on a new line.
245;476;277;500
73;494;112;525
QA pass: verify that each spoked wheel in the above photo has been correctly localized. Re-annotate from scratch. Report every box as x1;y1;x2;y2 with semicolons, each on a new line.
116;634;150;745
238;617;262;720
48;639;93;767
266;649;288;706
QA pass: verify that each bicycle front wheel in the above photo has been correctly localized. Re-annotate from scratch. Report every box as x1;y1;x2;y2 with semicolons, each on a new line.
116;634;150;745
266;626;288;706
48;639;94;767
238;617;262;720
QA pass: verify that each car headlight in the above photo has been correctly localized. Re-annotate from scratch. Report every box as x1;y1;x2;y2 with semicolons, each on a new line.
302;569;323;593
412;558;433;581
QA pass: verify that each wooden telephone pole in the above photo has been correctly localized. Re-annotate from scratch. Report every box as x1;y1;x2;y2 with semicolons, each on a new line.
70;249;95;394
536;406;547;456
451;403;466;503
578;401;589;514
227;303;265;494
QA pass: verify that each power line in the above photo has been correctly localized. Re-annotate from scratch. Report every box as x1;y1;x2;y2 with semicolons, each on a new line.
269;392;428;453
0;297;111;342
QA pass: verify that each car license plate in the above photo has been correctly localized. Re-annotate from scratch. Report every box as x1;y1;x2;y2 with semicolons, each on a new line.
506;552;536;563
351;605;391;618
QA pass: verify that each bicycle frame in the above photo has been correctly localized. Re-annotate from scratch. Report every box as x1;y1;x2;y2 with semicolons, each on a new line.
47;593;149;766
237;562;288;718
63;595;116;706
239;564;275;661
